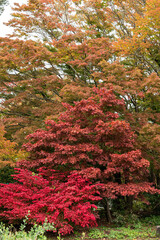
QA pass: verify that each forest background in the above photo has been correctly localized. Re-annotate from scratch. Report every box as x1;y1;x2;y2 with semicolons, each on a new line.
0;0;160;236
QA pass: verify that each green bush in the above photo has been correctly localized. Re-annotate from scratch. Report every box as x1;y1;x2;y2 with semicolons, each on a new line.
112;212;140;226
0;217;55;240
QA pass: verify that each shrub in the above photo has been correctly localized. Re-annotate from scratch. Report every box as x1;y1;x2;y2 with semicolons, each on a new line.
0;217;55;240
0;168;101;235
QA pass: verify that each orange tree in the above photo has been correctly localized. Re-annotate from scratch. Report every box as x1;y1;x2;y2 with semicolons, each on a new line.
0;124;25;168
0;124;26;183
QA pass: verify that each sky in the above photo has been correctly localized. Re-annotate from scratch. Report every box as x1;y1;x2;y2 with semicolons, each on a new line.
0;0;27;37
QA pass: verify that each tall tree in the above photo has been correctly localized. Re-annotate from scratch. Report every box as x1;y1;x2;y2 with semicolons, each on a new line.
0;0;159;184
0;89;159;233
0;0;114;142
18;88;159;219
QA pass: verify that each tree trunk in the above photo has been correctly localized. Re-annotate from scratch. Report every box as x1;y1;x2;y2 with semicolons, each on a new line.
102;198;112;223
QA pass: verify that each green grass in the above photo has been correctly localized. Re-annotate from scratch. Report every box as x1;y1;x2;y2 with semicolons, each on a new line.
1;215;160;239
72;225;158;240
70;215;160;240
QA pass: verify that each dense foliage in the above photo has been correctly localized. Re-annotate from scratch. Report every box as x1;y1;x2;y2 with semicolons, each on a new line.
0;124;26;168
0;0;159;186
0;168;100;234
0;89;159;234
19;89;159;202
0;0;159;236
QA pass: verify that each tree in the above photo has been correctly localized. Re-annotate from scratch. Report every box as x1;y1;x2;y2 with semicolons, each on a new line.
78;0;160;75
0;0;159;187
113;0;160;76
0;124;26;168
0;0;8;15
17;88;159;220
0;24;113;143
0;123;26;183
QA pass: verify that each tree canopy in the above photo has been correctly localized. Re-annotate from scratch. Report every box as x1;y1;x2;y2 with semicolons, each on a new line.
0;0;159;233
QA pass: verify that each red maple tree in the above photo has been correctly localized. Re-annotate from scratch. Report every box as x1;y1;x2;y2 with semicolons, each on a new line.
0;88;159;233
0;168;100;235
20;88;159;212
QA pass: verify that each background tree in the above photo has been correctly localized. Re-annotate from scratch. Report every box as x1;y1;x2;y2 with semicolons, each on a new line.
0;0;114;143
113;0;160;76
0;0;8;15
0;124;26;168
0;123;26;183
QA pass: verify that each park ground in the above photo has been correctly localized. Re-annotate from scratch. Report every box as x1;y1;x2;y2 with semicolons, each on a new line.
45;215;160;240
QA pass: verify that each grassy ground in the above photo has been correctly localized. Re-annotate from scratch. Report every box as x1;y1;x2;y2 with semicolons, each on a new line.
1;215;160;239
64;225;158;240
46;215;160;240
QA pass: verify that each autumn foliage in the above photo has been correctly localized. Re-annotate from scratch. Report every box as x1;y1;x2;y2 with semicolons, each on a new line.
0;0;159;162
0;0;160;235
0;168;100;234
19;89;158;198
0;88;159;234
0;124;26;168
